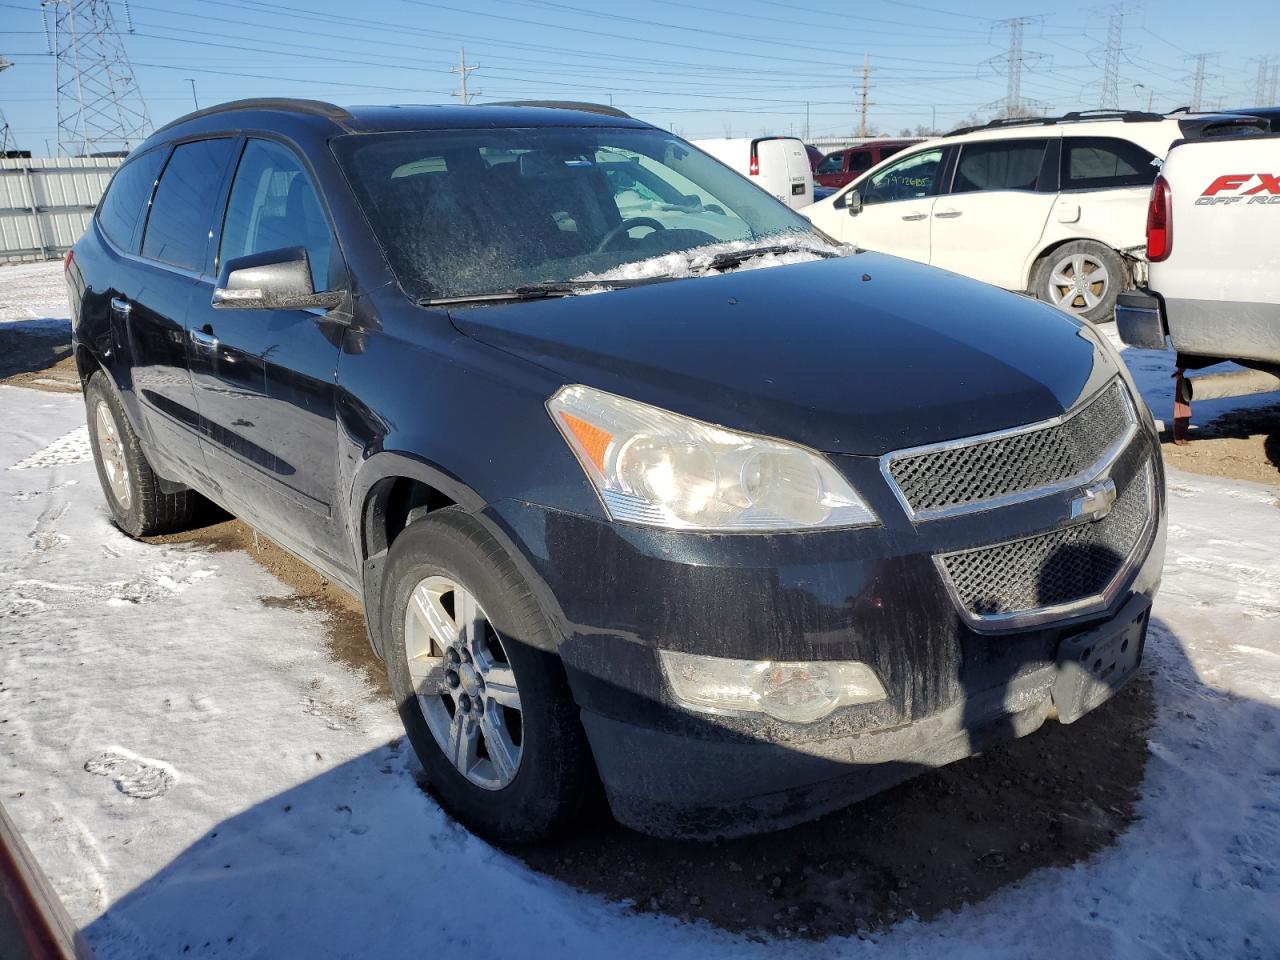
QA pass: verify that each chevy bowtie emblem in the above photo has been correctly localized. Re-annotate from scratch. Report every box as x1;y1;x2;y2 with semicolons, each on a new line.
1070;477;1118;522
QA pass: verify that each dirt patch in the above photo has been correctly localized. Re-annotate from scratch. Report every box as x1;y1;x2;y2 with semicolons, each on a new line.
1158;403;1280;487
514;676;1153;941
146;509;389;697
0;328;80;393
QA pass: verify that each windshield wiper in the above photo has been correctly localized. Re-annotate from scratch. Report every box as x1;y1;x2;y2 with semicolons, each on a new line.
702;244;839;274
417;277;672;306
417;282;592;306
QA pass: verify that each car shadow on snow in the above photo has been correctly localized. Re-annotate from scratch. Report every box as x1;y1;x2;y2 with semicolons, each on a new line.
0;324;78;392
80;611;1235;953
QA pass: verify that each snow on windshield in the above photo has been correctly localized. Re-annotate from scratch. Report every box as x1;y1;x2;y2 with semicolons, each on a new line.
572;237;851;286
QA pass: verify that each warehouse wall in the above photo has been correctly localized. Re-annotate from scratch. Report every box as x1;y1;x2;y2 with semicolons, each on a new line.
0;156;121;264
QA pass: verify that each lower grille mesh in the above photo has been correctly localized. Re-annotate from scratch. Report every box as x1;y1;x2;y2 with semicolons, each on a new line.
938;461;1153;620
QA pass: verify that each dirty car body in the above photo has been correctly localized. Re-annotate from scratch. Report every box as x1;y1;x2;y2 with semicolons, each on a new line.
68;99;1166;839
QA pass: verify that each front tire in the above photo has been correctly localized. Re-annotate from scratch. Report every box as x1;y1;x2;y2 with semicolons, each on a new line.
85;372;196;537
381;508;592;843
1032;240;1125;323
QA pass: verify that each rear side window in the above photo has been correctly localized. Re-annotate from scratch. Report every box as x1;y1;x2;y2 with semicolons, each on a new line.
951;139;1047;194
1062;137;1159;190
141;138;236;272
96;148;167;252
846;150;874;173
219;139;334;291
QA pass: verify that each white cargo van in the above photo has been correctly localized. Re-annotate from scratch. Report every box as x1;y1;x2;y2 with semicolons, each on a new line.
692;136;814;209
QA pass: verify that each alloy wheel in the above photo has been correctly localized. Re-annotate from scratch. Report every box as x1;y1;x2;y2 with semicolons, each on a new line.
403;575;524;790
1045;251;1110;315
94;400;132;509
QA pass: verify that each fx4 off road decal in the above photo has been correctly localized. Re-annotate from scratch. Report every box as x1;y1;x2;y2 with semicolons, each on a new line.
1197;174;1280;205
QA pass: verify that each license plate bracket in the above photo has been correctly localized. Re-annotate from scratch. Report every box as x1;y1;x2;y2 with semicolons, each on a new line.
1052;597;1149;724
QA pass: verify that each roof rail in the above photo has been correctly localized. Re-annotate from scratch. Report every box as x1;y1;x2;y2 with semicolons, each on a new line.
944;116;1053;136
152;98;354;137
482;100;632;119
945;109;1166;137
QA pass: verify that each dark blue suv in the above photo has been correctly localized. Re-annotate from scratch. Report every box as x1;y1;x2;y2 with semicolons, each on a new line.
67;99;1165;841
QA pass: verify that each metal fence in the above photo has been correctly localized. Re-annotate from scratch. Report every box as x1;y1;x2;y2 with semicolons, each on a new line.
808;136;876;154
0;156;121;264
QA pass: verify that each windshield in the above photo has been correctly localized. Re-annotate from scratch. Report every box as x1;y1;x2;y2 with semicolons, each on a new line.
332;125;834;301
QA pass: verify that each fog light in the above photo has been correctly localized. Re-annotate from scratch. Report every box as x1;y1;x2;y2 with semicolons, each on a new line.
658;650;887;724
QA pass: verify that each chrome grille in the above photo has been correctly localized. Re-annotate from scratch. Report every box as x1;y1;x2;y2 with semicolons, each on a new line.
884;380;1135;520
936;460;1154;626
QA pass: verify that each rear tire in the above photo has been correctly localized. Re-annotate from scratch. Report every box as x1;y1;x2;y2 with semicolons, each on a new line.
1031;240;1125;323
84;371;196;537
381;507;592;843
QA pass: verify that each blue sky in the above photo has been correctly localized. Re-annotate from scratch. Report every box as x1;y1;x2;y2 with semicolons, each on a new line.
1;0;1275;151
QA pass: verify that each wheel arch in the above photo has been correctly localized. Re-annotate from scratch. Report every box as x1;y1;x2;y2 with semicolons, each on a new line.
1024;235;1130;293
351;452;485;658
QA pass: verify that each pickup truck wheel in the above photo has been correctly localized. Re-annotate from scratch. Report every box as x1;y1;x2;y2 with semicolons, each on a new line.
84;372;196;537
382;508;591;843
1032;240;1125;323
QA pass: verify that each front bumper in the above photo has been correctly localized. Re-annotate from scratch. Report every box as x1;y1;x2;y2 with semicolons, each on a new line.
586;592;1150;839
484;435;1166;837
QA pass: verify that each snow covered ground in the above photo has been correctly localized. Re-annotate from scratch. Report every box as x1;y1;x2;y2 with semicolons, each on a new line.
1;259;1278;958
0;259;72;331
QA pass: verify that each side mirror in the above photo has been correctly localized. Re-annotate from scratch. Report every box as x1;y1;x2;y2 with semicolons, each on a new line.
846;190;863;216
212;247;342;311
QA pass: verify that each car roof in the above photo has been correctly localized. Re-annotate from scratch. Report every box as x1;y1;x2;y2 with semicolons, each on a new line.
146;98;650;145
839;138;921;151
691;136;803;146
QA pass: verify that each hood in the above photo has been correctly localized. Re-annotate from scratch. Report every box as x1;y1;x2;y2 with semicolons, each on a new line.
450;253;1106;456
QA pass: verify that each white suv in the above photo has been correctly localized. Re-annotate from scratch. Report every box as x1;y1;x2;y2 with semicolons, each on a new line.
803;111;1265;321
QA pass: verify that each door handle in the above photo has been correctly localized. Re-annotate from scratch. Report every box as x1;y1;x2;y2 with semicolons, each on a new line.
109;296;131;316
900;212;928;221
934;209;963;219
190;326;219;351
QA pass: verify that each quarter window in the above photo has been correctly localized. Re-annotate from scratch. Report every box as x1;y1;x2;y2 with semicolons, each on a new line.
951;139;1047;194
141;138;236;272
1062;137;1160;190
97;147;167;252
846;150;874;173
219;139;334;291
860;148;943;205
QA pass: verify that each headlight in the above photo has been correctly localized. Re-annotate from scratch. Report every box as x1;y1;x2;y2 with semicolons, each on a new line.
548;384;877;531
659;650;887;723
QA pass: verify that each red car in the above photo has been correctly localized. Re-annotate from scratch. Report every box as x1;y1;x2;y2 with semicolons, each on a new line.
814;139;922;189
804;143;825;172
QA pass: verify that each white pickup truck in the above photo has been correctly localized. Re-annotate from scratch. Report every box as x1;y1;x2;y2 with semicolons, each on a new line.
1116;133;1280;371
